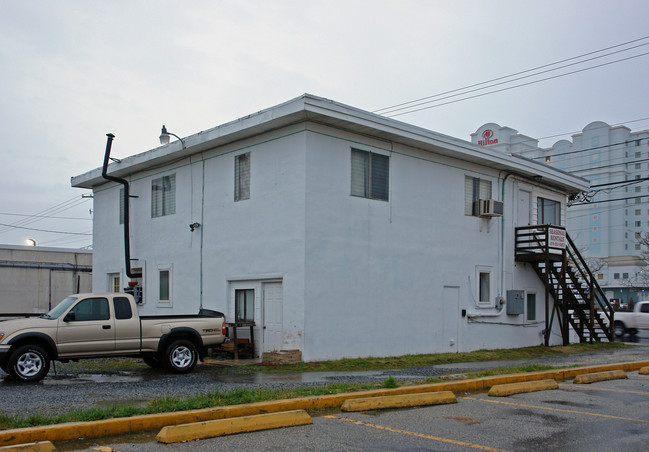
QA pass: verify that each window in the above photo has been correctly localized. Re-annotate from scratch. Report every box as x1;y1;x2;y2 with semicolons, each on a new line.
234;153;250;201
636;163;642;170
526;293;536;321
636;186;642;193
614;273;620;279
108;273;120;293
636;221;642;227
636;209;641;216
151;174;176;218
70;298;109;321
597;273;603;280
351;149;389;201
479;272;490;303
465;176;492;216
235;289;254;322
623;273;629;279
641;304;649;313
636;151;642;158
113;297;133;320
159;269;170;302
537;197;561;225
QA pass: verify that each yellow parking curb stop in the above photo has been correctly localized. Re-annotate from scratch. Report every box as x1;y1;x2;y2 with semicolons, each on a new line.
341;391;457;412
488;379;558;397
573;369;627;384
639;367;649;375
0;442;55;452
156;410;312;444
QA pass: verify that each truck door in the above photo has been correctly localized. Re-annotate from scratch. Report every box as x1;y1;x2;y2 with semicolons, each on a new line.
639;302;649;330
56;297;115;356
113;296;141;353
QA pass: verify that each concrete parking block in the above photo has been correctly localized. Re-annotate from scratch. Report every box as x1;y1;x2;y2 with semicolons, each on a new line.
639;367;649;375
156;410;312;444
573;369;627;384
488;379;558;397
0;442;55;452
340;391;457;412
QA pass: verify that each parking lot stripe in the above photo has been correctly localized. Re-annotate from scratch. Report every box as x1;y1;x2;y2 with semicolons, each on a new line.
463;397;649;423
558;384;649;396
324;415;510;452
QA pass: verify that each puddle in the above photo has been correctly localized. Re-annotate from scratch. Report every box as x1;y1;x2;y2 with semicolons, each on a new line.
210;370;392;384
43;373;144;385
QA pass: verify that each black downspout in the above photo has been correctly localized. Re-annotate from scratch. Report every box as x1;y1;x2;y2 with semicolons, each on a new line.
101;133;142;279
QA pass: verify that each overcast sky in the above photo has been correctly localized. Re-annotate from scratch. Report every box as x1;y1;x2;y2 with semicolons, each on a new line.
1;0;648;249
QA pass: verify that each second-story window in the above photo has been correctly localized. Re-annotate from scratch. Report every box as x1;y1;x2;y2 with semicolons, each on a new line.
351;149;389;201
537;197;560;226
465;176;492;216
235;153;250;201
151;174;176;218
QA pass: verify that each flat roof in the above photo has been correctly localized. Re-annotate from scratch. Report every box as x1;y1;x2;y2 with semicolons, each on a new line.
72;94;589;193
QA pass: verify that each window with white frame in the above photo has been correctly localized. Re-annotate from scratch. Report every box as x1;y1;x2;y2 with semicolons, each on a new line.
526;293;536;321
151;174;176;218
475;266;492;304
158;265;172;304
465;176;492;216
351;149;389;201
108;273;120;293
537;197;561;225
235;289;254;322
234;153;250;201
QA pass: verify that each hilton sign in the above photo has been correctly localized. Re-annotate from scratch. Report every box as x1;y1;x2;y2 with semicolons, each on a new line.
478;129;498;146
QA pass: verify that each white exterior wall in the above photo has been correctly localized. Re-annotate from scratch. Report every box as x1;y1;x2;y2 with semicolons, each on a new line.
92;126;308;353
301;124;560;361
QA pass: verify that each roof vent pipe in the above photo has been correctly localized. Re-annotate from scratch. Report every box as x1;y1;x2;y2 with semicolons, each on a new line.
101;133;142;279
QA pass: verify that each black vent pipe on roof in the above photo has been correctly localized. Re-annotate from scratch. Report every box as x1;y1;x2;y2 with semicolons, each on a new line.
101;133;142;279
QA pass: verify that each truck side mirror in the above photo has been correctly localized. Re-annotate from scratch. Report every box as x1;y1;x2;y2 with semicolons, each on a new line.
64;312;76;322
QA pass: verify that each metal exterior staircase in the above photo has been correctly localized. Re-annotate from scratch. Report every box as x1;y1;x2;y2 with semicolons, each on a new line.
515;225;614;345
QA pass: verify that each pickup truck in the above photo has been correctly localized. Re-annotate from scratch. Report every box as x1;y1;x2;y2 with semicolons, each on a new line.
0;293;226;382
613;300;649;337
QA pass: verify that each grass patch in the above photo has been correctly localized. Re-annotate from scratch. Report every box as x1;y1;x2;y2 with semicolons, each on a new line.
251;342;628;373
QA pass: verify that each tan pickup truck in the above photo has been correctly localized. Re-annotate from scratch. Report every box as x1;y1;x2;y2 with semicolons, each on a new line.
0;293;226;382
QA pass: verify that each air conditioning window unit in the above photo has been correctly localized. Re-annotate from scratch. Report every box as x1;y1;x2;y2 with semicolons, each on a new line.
479;199;504;217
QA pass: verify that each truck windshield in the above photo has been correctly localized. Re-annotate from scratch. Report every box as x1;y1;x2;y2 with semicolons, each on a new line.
45;296;78;319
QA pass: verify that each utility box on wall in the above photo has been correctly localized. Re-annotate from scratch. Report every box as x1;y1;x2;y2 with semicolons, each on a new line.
506;290;524;315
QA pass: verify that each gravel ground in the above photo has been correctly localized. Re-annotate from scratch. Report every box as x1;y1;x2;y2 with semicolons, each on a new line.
1;343;648;418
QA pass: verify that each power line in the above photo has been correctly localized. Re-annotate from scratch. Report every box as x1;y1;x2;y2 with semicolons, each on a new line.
387;51;649;118
0;223;92;236
374;36;649;114
0;212;92;220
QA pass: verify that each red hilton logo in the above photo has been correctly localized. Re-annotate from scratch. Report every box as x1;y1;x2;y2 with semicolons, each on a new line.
478;129;498;146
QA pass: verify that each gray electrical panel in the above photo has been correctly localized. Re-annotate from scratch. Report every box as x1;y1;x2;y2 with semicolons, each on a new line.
506;290;524;315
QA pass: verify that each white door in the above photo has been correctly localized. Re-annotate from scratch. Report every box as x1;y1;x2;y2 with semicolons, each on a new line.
441;286;460;352
263;282;283;353
517;188;532;227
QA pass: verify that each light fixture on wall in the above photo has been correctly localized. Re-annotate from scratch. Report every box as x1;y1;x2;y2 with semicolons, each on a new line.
159;125;186;149
189;222;200;232
26;238;36;246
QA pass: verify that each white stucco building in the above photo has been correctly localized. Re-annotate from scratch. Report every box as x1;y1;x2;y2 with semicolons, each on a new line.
72;94;592;361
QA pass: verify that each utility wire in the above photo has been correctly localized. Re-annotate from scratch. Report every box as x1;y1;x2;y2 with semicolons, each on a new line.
0;223;92;235
387;51;649;117
374;35;649;114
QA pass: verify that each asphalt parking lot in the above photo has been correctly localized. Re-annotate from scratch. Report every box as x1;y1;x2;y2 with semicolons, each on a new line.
60;368;649;451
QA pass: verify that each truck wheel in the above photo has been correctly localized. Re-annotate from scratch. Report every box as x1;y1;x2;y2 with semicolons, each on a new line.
614;322;626;338
164;340;197;373
7;345;50;383
142;354;163;369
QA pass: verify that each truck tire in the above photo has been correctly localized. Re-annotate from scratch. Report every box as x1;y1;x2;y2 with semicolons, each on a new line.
614;322;626;338
142;354;163;369
164;339;197;373
7;345;50;383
